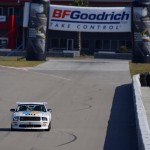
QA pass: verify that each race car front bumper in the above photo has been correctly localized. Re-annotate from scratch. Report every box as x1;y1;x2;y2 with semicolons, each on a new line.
11;121;50;130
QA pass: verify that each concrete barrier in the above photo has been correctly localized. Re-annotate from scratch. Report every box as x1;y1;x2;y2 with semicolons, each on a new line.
133;74;150;150
94;51;132;60
63;50;80;57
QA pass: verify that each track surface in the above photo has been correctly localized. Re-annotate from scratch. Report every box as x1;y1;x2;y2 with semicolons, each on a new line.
0;59;138;150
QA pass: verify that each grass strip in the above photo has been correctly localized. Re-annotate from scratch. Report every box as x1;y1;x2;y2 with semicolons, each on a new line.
0;56;45;67
129;61;150;77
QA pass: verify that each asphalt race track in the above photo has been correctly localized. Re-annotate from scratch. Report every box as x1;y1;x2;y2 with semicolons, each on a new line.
0;59;138;150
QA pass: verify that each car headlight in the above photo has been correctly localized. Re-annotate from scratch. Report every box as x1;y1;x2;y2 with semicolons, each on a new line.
13;116;19;121
42;117;48;121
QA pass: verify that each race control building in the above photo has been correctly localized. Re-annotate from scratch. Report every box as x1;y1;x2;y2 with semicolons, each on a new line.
0;0;132;55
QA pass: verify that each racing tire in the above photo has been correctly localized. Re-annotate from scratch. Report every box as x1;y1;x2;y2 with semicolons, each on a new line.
45;122;51;131
11;125;16;131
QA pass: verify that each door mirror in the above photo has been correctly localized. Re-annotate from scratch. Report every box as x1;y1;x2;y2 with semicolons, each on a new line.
10;109;15;112
47;109;52;112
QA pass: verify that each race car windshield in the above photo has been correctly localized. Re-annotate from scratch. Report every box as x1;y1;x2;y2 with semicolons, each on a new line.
16;104;46;112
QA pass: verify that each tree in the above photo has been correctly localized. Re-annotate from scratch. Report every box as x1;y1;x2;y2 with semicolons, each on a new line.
73;0;89;54
73;0;89;6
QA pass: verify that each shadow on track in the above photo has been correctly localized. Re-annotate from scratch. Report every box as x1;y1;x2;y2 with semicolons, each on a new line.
0;128;46;132
0;128;10;131
104;84;138;150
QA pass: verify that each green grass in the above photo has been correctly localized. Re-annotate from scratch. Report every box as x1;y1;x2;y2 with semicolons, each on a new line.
129;61;150;77
0;56;45;67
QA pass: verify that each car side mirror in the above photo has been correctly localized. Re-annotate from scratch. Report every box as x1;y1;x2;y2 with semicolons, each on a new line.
47;109;52;112
10;109;15;112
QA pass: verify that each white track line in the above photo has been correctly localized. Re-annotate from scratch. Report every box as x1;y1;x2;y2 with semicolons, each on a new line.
0;65;71;81
0;66;32;71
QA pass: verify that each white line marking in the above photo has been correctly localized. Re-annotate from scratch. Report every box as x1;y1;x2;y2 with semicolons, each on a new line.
47;73;71;81
32;71;71;81
0;66;71;81
0;66;32;71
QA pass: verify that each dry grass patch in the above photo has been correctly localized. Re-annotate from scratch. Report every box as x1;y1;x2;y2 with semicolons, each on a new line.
0;56;45;67
129;61;150;77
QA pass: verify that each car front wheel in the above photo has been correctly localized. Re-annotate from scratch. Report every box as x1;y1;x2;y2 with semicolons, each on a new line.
45;122;51;131
11;125;15;131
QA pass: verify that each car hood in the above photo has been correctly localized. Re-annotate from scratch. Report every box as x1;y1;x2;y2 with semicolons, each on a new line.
14;111;49;117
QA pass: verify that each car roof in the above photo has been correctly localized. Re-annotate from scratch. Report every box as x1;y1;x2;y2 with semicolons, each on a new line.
16;102;47;105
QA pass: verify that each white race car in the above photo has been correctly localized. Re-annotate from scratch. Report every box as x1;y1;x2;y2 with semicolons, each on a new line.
10;102;52;131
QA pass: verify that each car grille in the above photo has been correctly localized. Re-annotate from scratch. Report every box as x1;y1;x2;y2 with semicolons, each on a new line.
20;117;41;121
19;124;41;128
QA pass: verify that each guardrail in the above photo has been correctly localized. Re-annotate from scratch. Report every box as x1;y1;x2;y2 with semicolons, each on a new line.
6;44;24;56
133;74;150;150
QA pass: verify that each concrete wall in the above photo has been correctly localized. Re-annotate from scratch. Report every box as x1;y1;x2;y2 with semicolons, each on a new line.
133;75;150;150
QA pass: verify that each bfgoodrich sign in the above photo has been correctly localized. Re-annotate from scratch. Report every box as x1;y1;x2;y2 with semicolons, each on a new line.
49;5;131;32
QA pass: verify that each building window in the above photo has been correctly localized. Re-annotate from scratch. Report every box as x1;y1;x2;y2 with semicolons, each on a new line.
8;7;14;15
60;39;67;49
95;40;102;49
0;7;3;15
14;8;20;16
119;40;132;52
95;39;132;52
119;40;126;48
103;40;110;50
51;39;67;50
111;40;118;50
0;38;8;48
74;39;78;49
126;40;132;50
51;39;59;49
82;40;89;49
